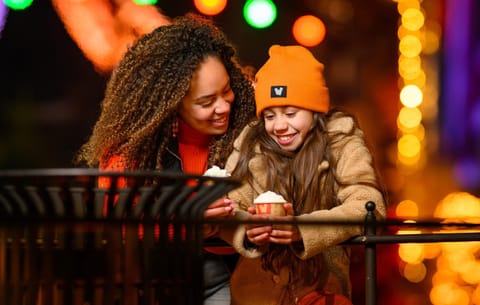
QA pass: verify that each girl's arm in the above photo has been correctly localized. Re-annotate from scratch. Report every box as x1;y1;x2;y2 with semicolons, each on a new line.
294;118;386;259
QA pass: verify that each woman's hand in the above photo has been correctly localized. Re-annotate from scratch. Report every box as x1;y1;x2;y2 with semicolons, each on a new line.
203;197;234;219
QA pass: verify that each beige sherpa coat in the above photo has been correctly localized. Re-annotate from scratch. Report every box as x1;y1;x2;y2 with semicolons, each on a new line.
221;114;386;305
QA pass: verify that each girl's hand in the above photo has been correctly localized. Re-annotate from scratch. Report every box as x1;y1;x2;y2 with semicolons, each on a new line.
268;217;302;244
269;203;302;245
203;197;234;219
245;208;272;246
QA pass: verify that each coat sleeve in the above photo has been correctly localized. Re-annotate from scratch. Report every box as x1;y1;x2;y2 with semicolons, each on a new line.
293;117;386;259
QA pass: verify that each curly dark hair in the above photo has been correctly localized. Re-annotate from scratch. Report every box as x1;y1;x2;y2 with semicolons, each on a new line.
75;13;256;170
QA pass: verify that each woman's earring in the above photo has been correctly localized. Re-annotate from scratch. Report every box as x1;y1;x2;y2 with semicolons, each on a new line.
171;118;179;138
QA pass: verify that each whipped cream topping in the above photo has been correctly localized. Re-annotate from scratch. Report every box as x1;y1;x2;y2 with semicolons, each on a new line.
203;165;230;177
254;191;286;204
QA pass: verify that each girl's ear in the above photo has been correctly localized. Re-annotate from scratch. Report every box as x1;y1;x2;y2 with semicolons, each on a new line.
309;116;317;131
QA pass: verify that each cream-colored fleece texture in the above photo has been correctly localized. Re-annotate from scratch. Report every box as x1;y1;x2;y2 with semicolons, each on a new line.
221;114;386;305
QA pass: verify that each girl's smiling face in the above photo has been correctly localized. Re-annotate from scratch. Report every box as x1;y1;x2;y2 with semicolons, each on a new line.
263;106;314;152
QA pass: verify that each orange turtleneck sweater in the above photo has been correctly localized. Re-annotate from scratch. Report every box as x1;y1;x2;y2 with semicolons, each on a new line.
178;120;235;254
177;119;212;175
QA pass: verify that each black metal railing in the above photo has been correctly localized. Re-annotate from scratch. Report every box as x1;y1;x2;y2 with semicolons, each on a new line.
0;169;240;305
0;169;479;305
348;201;480;305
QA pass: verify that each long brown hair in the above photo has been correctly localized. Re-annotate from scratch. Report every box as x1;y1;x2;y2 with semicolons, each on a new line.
232;110;382;287
75;14;255;170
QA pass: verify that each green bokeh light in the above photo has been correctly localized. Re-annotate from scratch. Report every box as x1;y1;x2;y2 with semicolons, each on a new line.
3;0;34;10
243;0;277;29
133;0;157;5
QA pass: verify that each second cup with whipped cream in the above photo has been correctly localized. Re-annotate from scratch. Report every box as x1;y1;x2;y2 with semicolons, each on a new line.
253;191;287;216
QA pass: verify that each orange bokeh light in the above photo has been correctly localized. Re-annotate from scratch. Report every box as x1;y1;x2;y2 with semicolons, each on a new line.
194;0;227;16
292;15;326;47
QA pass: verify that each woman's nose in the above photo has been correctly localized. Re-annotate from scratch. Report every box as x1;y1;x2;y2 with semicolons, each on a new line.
214;98;231;114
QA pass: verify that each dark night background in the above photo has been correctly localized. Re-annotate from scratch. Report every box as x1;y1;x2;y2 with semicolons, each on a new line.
1;1;479;305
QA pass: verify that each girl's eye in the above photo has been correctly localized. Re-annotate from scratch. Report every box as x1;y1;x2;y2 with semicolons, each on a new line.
264;114;274;120
286;112;296;117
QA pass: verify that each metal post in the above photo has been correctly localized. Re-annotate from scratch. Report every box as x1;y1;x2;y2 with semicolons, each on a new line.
364;201;377;305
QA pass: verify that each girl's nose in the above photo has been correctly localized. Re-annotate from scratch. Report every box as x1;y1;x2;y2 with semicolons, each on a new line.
273;118;288;132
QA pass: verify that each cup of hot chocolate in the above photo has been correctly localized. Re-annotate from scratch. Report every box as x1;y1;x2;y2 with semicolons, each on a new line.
253;191;287;216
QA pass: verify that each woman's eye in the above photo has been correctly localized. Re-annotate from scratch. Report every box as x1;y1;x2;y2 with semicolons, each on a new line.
223;90;234;101
223;86;232;94
200;100;215;108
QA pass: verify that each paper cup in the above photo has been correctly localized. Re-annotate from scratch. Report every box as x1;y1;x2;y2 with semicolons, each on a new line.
254;202;286;216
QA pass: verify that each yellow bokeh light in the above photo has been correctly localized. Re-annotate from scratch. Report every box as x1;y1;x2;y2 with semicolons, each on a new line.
400;84;423;107
432;259;456;286
399;243;424;264
396;0;477;302
460;260;480;284
434;192;480;219
403;262;427;283
398;122;425;140
402;70;426;88
397;220;421;235
398;134;421;158
398;54;421;68
430;283;471;305
423;243;441;259
398;55;422;80
398;107;422;129
396;199;419;218
397;150;421;167
402;8;425;31
443;250;474;273
473;286;480;305
400;67;422;81
430;193;480;305
397;0;420;15
399;35;423;58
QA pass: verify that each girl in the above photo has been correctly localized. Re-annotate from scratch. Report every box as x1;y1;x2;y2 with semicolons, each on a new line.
223;45;387;305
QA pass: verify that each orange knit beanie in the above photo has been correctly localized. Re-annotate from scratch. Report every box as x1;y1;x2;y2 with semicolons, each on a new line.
255;45;330;117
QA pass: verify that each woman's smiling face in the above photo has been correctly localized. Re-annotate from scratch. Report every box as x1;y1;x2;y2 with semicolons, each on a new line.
178;55;234;136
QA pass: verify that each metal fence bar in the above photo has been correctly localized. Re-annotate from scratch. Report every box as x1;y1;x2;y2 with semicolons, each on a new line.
1;170;480;305
364;201;377;305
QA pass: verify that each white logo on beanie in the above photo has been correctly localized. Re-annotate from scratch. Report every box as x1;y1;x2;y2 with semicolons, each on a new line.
271;86;287;98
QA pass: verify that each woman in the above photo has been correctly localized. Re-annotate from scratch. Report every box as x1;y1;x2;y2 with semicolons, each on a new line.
75;14;256;305
222;45;387;305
